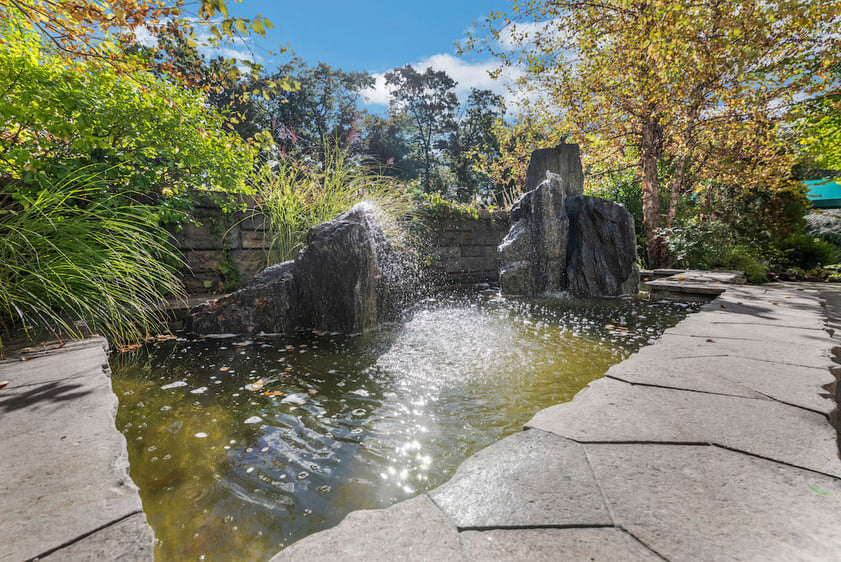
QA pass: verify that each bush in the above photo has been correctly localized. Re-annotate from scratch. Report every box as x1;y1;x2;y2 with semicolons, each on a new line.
666;219;771;283
0;172;185;352
777;233;841;269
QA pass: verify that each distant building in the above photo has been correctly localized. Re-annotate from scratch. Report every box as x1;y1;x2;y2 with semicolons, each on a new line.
804;178;841;209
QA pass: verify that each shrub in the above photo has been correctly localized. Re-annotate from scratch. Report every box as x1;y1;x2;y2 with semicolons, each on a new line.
777;233;841;270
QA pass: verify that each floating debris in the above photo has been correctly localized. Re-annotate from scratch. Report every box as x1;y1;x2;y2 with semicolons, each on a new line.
245;377;277;392
161;381;188;390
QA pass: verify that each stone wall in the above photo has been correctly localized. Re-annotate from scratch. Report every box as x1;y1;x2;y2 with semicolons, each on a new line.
171;199;271;293
419;209;510;287
173;202;510;293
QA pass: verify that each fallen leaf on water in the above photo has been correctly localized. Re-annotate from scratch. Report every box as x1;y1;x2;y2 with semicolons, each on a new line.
219;366;230;372
118;344;141;353
312;330;325;336
810;487;830;496
285;345;294;351
771;302;779;306
246;377;277;392
720;305;727;308
308;389;318;395
605;324;615;329
262;390;284;397
706;338;715;343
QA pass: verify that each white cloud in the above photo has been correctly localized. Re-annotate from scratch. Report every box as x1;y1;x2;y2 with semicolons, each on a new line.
497;19;560;51
361;53;523;110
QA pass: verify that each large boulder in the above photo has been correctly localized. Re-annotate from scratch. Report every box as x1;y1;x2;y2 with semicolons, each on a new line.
524;145;584;195
186;203;414;335
565;195;640;297
186;261;298;335
498;145;639;298
499;177;569;295
294;203;412;333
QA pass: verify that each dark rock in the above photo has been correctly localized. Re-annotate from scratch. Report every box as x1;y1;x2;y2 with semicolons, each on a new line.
525;145;584;195
499;145;638;298
565;195;639;297
186;203;415;335
294;204;410;333
186;260;298;335
499;177;569;295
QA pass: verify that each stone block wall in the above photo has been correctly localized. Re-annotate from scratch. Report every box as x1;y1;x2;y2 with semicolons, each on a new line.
171;200;272;293
419;209;510;287
172;202;510;293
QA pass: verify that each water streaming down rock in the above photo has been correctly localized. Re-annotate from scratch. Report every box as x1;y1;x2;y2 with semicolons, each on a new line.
499;145;639;298
186;203;416;335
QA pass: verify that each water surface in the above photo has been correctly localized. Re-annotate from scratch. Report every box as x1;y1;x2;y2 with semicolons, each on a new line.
111;293;695;560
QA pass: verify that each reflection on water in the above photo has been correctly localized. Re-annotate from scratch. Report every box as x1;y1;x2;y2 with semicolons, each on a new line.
111;293;696;560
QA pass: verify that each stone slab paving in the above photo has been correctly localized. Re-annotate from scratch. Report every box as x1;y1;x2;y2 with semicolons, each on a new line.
0;337;153;561
460;528;660;561
606;354;836;415
428;429;612;529
271;494;463;561
585;444;841;562
527;377;841;477
270;282;841;561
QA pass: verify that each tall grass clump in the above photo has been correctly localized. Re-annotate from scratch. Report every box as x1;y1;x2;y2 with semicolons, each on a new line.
0;172;186;352
256;145;415;263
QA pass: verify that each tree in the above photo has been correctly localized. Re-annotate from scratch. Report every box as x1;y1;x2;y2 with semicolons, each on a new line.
385;65;459;192
473;108;568;207
469;0;841;267
358;113;416;178
267;59;374;159
0;19;254;220
792;62;841;173
0;0;274;67
445;89;505;202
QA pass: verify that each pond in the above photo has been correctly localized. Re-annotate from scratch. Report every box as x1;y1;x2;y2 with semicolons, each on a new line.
110;292;696;561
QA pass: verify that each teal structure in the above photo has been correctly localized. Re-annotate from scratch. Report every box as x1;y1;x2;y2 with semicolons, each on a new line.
804;179;841;209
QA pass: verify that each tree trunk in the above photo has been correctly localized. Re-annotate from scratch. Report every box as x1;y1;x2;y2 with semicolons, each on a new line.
666;153;686;229
641;121;668;268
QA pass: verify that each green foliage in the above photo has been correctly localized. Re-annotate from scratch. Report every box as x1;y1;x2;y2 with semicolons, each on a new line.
445;89;505;202
256;145;413;262
0;171;185;351
411;190;492;220
666;220;771;284
268;58;374;158
777;234;841;270
0;20;255;223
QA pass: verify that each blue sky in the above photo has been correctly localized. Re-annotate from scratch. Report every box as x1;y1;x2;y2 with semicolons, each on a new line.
215;0;517;108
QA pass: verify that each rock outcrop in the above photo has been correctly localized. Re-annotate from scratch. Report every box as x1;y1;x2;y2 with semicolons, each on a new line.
498;145;639;298
524;145;584;195
565;195;639;297
499;176;569;295
186;203;414;335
